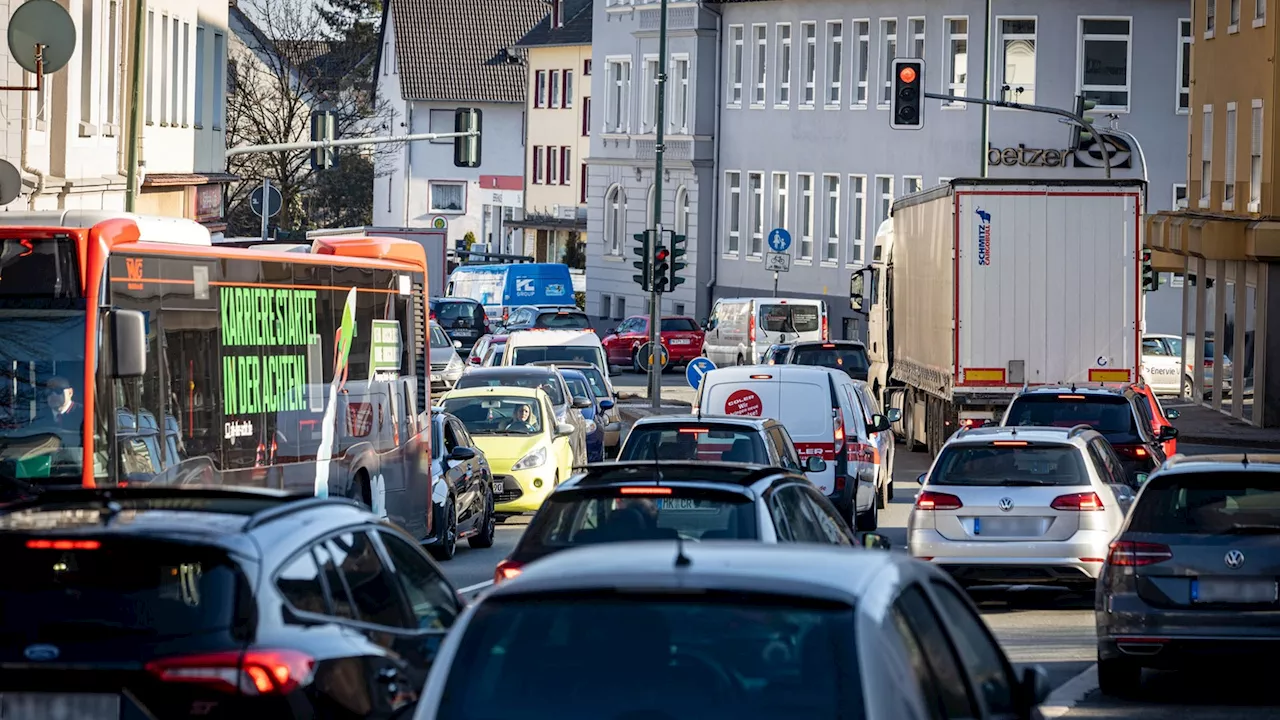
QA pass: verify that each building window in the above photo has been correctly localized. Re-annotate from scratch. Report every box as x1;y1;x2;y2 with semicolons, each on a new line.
726;171;742;255
79;0;95;130
212;32;224;129
551;70;563;109
170;17;180;123
848;175;866;264
798;173;814;260
145;11;154;123
561;147;572;186
675;186;690;236
429;181;466;213
605;185;626;255
615;297;625;321
823;175;840;264
904;176;922;195
1079;18;1131;112
772;172;789;236
801;22;817;106
1177;20;1191;113
105;1;121;129
752;24;767;106
1251;100;1264;211
876;175;894;229
548;147;560;185
1201;105;1213;208
1231;0;1241;29
600;294;612;320
606;59;631;132
853;20;869;107
536;70;547;108
671;57;690;132
729;25;744;105
879;19;897;106
997;18;1036;104
180;22;189;126
1257;0;1267;25
194;26;204;126
584;59;592;75
908;17;925;58
944;17;968;107
1174;184;1188;209
776;23;792;105
825;21;843;106
1207;0;1217;35
160;14;168;124
674;303;686;316
582;96;591;136
749;172;764;256
580;162;589;203
532;146;544;184
1225;102;1238;208
643;56;659;131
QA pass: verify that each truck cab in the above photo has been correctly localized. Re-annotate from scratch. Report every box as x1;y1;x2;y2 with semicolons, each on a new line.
851;219;902;439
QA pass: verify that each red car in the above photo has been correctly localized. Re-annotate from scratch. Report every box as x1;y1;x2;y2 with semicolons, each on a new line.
602;315;705;372
1130;380;1180;457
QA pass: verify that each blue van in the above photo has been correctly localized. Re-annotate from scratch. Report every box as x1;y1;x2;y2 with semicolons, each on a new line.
446;263;574;322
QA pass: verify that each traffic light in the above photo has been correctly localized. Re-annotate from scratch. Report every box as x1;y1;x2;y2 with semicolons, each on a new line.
890;59;924;130
454;108;482;168
667;233;687;290
653;244;671;293
310;111;336;169
632;232;651;291
1142;249;1159;291
1069;95;1098;152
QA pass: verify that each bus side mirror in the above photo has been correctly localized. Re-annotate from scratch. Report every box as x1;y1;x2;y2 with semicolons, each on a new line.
109;309;147;378
850;272;866;313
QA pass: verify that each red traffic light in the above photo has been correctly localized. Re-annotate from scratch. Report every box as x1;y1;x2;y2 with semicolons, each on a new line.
898;66;918;84
655;248;670;261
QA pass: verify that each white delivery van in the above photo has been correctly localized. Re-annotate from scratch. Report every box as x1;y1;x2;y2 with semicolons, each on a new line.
692;365;890;530
702;297;829;366
501;329;610;379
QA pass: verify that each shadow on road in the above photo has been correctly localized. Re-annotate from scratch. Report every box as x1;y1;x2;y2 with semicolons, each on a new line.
969;587;1094;613
1070;665;1280;717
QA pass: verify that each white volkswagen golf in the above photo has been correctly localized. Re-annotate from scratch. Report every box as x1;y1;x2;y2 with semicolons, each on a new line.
907;425;1134;591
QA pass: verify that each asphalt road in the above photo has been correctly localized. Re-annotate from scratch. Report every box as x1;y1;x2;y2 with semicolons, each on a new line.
434;402;1280;718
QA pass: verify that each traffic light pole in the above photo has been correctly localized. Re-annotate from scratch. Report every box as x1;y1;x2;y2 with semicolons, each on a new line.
920;91;1113;179
647;0;671;411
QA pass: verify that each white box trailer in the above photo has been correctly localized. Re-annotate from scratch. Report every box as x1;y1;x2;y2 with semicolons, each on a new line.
851;178;1144;456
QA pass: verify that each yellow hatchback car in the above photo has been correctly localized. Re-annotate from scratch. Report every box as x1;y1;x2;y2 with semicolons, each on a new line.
438;385;577;518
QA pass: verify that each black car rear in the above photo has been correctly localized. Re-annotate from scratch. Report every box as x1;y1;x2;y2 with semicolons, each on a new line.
1002;390;1165;481
431;298;489;350
786;342;870;381
618;421;771;464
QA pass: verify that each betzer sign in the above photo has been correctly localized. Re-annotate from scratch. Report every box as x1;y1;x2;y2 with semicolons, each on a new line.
987;134;1133;170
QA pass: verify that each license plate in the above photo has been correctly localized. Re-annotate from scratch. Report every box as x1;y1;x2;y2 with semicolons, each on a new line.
669;339;691;345
493;481;505;494
972;516;1048;537
0;693;121;719
1193;577;1278;604
656;498;717;511
454;329;476;337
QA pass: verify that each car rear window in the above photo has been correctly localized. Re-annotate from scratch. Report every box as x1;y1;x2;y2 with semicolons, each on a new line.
433;301;479;323
534;312;591;330
1127;472;1280;534
439;592;861;720
512;345;602;368
620;425;769;464
930;444;1088;486
527;487;760;544
454;373;566;405
759;304;821;333
661;318;699;332
1004;394;1142;444
0;538;244;640
790;345;869;374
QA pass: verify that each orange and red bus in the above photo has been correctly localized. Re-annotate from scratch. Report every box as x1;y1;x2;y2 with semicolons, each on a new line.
0;211;440;540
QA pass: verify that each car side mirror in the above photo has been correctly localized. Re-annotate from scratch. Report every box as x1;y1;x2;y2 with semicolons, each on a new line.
1158;425;1178;441
108;309;147;378
1166;409;1181;420
886;407;902;424
870;413;891;433
556;422;575;437
860;532;891;550
805;455;827;473
598;399;615;411
1020;665;1052;707
448;446;477;461
572;396;592;409
917;472;927;485
605;327;616;335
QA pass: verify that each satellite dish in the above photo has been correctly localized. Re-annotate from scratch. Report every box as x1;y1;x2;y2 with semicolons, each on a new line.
0;160;21;206
7;0;77;75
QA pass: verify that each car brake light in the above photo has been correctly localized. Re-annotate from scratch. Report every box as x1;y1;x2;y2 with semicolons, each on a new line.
1051;492;1105;511
678;427;709;434
992;440;1027;446
145;649;314;695
1204;359;1213;368
495;559;524;583
821;315;829;341
1113;444;1149;459
749;374;773;379
1058;394;1086;400
748;313;756;344
915;491;963;510
833;408;845;453
822;343;836;348
26;539;101;550
619;486;672;495
1107;540;1173;566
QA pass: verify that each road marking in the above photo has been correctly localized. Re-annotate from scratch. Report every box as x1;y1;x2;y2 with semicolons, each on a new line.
458;580;494;594
1037;664;1097;718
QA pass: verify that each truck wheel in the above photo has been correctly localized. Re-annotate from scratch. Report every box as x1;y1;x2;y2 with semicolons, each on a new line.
904;391;921;453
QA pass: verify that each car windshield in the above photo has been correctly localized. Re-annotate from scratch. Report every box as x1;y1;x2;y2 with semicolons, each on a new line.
534;312;591;329
930;444;1088;486
439;592;861;720
443;395;544;436
790;345;869;375
454;373;566;406
620;425;769;464
430;325;452;349
661;318;699;332
759;304;821;333
528;488;760;544
512;345;601;367
563;375;592;404
1127;472;1280;534
1004;394;1142;444
575;366;610;398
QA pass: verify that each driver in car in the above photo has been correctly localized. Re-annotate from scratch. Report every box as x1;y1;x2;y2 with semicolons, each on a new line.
501;403;537;433
43;377;84;431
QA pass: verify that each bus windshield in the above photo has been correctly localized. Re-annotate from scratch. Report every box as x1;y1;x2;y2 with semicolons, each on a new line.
0;312;90;491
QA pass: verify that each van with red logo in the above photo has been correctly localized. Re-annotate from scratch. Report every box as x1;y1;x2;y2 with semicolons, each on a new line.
692;365;892;530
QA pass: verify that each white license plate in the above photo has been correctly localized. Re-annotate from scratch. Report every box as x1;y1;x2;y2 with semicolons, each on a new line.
0;693;120;719
1194;577;1278;604
656;498;718;512
493;481;505;494
453;329;476;336
669;339;691;345
972;516;1048;537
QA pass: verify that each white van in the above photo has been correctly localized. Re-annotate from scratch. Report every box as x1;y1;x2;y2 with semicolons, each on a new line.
501;329;610;379
692;364;891;530
702;297;829;366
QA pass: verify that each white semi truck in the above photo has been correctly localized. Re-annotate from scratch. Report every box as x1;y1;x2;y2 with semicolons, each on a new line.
849;178;1146;457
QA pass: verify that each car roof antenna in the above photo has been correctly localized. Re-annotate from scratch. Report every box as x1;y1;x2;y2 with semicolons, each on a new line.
674;534;692;567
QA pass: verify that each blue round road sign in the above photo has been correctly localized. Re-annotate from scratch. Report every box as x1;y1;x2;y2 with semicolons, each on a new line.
768;228;792;253
686;356;716;389
250;184;283;219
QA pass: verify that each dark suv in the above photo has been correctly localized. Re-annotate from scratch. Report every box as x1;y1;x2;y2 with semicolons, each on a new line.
430;297;489;350
0;487;462;719
1000;385;1176;482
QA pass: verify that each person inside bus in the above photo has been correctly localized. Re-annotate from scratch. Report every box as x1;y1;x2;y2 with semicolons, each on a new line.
44;377;83;431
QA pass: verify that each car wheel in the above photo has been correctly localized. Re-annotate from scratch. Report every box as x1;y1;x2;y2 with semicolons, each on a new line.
1098;655;1141;698
886;452;895;501
468;491;496;549
428;496;457;561
876;475;887;509
855;503;878;531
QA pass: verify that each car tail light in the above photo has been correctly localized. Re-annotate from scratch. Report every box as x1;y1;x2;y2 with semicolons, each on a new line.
834;475;846;492
821;315;829;341
1112;444;1150;459
748;314;756;344
26;539;101;550
1051;492;1105;511
959;417;987;430
833;407;846;453
145;649;315;695
1107;540;1173;567
1204;359;1213;368
620;486;672;495
495;559;523;584
915;491;963;510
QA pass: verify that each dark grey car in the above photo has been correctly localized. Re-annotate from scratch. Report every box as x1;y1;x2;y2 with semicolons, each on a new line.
1096;453;1280;696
